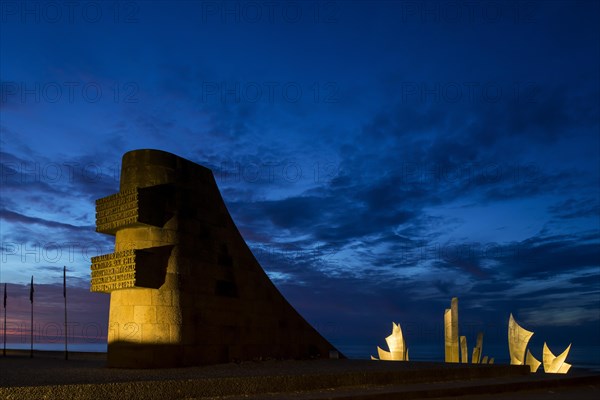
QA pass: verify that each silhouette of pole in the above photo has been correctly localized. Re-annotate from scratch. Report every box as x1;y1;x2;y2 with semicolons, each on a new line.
3;282;6;357
29;276;34;358
64;266;68;360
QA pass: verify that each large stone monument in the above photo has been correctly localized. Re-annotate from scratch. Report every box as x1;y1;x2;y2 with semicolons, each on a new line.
90;149;340;368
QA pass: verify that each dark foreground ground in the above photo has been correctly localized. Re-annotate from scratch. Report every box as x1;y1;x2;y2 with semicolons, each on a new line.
0;350;599;399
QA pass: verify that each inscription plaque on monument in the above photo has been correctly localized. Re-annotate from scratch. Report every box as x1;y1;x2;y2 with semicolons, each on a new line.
95;185;172;234
92;149;340;368
91;250;137;292
91;245;172;293
95;189;140;233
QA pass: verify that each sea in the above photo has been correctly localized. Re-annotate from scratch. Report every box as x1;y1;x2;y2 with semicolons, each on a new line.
4;342;600;371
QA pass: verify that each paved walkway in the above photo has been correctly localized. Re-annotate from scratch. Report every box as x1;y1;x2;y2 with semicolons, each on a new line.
0;350;598;399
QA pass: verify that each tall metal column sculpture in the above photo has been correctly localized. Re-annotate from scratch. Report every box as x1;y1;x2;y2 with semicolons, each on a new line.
444;297;459;363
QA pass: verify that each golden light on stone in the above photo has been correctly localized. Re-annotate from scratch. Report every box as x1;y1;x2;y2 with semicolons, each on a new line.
371;322;408;361
542;342;572;374
90;247;173;293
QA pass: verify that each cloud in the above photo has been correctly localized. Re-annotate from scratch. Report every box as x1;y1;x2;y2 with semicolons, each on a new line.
1;0;598;356
549;198;600;220
0;209;92;232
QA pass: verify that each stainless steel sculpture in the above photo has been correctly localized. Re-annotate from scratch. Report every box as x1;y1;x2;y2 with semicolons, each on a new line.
444;299;491;364
371;322;408;361
444;298;460;363
471;332;483;364
542;342;571;374
526;349;541;373
508;313;571;374
508;313;534;365
460;336;468;364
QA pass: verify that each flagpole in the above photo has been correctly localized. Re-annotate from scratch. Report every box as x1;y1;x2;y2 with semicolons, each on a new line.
64;266;68;361
30;276;33;358
2;299;5;356
3;282;6;357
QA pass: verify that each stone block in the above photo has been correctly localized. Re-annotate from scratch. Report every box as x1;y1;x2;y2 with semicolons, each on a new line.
134;305;156;324
142;323;171;343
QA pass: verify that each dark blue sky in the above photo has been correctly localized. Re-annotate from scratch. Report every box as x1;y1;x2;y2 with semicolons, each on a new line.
1;1;599;363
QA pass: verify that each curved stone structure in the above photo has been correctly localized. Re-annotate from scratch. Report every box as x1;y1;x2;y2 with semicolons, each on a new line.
91;149;340;368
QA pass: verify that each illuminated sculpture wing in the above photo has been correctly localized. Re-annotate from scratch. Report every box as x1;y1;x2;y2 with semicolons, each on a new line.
508;314;534;365
377;346;393;360
385;322;405;359
558;363;572;374
526;349;541;373
471;332;483;364
373;322;408;361
550;344;571;372
387;322;408;360
543;342;571;374
472;347;481;364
